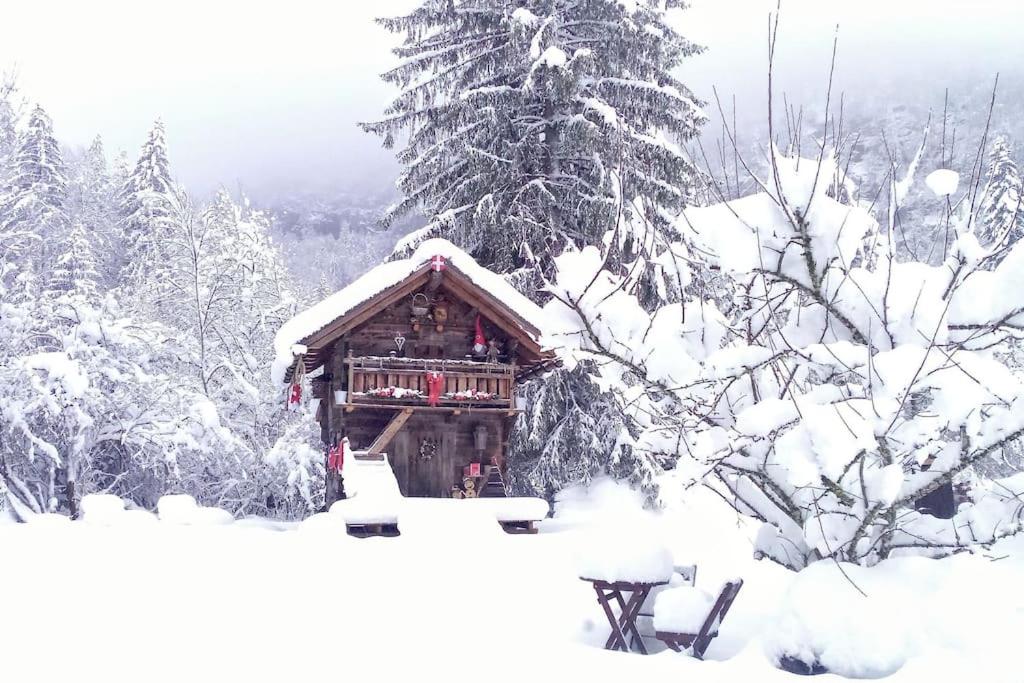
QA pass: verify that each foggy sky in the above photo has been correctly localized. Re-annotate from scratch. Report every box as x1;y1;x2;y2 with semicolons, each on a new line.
3;0;1022;199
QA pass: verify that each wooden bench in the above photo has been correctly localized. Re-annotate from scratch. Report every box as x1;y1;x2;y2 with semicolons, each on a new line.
345;522;400;538
654;579;743;659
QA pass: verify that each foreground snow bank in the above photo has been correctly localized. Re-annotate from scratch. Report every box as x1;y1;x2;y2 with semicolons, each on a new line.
1;479;1022;682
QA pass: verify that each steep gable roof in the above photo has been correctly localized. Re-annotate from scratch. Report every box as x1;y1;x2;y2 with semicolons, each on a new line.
272;239;550;384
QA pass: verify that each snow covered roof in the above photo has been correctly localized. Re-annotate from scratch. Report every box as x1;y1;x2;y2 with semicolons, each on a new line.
272;238;550;384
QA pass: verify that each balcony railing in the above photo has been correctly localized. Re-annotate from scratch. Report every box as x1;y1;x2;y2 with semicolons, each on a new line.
342;356;515;409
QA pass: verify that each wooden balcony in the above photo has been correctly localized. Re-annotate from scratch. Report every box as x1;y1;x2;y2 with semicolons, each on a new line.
341;356;517;412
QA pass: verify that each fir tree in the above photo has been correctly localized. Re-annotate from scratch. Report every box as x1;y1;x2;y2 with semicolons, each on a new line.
117;119;176;289
45;220;101;301
66;135;118;287
363;0;706;290
365;0;707;506
977;136;1023;254
0;105;68;269
0;71;20;182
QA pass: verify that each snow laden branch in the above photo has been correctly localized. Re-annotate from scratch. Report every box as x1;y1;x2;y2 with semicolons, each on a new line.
544;149;1024;568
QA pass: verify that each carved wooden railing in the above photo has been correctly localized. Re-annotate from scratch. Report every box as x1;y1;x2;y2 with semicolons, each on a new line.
342;356;515;408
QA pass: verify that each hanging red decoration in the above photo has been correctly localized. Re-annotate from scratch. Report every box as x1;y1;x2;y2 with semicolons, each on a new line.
327;437;348;474
472;314;487;355
430;254;447;272
426;371;445;407
287;355;305;410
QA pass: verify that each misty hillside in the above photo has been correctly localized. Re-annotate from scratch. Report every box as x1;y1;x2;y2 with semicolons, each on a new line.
262;187;420;297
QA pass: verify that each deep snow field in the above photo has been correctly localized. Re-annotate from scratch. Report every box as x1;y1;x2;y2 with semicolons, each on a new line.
2;477;1022;682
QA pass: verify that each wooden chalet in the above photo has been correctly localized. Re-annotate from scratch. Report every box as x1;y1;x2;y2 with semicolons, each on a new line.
273;239;555;507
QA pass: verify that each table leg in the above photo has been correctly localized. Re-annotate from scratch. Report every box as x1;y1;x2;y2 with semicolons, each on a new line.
619;588;650;655
594;585;630;652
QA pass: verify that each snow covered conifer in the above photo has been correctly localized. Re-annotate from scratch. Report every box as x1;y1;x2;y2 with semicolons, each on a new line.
977;136;1023;255
45;220;102;301
364;0;706;290
66;136;118;280
0;72;20;182
117;119;176;289
0;105;68;276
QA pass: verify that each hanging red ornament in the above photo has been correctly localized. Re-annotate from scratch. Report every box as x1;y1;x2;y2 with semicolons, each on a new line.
287;354;306;410
327;442;339;472
426;371;445;407
472;314;487;355
327;438;348;474
287;382;302;409
430;254;447;272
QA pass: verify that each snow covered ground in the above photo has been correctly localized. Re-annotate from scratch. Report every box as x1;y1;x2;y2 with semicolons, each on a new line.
2;478;1022;682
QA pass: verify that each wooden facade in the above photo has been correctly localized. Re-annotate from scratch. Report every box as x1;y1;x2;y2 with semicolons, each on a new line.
287;255;555;505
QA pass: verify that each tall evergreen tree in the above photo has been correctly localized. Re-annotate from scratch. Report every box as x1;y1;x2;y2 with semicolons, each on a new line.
0;72;20;182
365;1;707;505
977;136;1023;254
363;0;706;293
0;105;68;246
117;119;176;289
45;219;101;301
66;135;119;287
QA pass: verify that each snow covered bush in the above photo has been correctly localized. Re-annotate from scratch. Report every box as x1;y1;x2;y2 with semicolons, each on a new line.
0;293;239;519
262;403;326;516
545;148;1024;568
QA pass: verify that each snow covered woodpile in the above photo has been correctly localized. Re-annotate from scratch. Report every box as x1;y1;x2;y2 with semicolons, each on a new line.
272;238;556;508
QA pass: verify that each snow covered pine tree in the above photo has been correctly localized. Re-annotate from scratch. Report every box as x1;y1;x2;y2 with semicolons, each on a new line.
116;119;177;296
977;136;1023;256
0;105;68;292
363;0;706;503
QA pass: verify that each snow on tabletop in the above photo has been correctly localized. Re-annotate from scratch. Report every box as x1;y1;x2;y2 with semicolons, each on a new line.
271;238;548;385
575;524;674;584
297;511;350;534
399;498;503;539
925;168;960;197
341;452;403;501
328;499;399;526
652;584;716;634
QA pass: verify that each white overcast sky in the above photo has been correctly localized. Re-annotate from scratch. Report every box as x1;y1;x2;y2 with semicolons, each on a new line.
1;0;1021;198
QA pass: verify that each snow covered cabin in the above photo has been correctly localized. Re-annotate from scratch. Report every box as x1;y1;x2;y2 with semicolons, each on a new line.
273;239;555;505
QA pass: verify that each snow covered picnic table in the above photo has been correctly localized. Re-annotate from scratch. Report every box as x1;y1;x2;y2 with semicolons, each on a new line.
330;453;550;536
577;535;675;654
580;576;669;654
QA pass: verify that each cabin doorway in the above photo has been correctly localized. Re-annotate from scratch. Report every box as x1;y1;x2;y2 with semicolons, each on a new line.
393;427;454;497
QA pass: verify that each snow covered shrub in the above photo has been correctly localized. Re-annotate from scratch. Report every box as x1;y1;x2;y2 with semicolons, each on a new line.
262;403;326;516
546;148;1024;568
0;294;239;519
